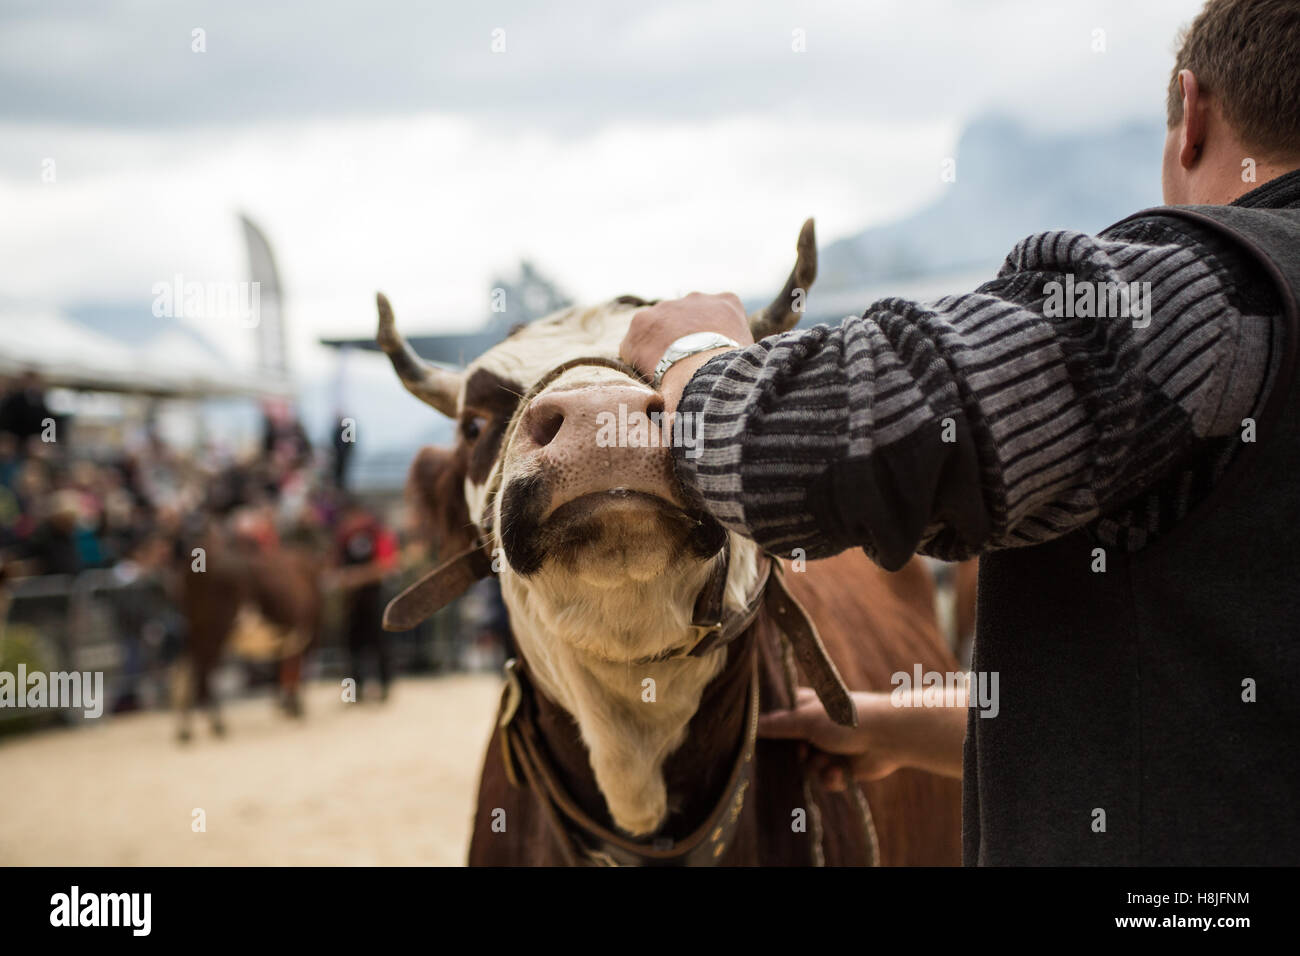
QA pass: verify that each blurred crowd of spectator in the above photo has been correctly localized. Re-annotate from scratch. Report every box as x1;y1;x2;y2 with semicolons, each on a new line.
0;369;509;719
0;370;335;582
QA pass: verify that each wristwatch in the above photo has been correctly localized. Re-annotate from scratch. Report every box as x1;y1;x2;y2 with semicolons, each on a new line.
652;332;741;390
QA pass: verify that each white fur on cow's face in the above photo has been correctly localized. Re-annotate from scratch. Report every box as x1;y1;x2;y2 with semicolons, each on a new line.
442;298;763;837
476;304;731;660
460;303;628;527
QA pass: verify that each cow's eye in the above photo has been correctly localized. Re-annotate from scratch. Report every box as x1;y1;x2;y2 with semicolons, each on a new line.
462;416;488;441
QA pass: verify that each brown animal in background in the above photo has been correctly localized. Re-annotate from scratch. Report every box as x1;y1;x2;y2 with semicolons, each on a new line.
176;524;321;741
380;219;962;865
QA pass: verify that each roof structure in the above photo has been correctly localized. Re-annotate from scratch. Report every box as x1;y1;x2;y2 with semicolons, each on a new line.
0;304;289;399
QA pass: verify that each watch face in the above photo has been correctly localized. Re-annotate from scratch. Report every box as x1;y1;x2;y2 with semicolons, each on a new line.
656;332;736;386
674;332;724;353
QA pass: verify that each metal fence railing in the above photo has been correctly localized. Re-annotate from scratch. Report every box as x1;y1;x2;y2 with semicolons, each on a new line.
1;565;504;730
0;570;177;728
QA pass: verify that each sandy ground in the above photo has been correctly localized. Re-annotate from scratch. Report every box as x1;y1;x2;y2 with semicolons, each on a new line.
0;674;502;866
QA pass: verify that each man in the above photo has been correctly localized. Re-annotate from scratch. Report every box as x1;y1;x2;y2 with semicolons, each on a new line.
332;496;399;702
22;490;99;577
620;0;1300;865
0;370;55;445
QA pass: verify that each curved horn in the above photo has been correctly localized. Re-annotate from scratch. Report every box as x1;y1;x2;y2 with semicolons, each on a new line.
375;292;463;417
749;218;817;339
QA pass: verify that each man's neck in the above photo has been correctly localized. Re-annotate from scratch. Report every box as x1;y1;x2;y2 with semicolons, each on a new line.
1192;149;1299;205
1230;166;1300;208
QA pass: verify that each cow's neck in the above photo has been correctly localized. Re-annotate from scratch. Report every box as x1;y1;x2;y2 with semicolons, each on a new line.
502;538;761;837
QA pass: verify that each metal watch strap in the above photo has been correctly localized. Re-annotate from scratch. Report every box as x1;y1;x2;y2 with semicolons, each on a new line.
652;333;739;390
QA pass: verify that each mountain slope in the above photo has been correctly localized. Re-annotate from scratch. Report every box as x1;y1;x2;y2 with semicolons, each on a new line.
816;114;1166;291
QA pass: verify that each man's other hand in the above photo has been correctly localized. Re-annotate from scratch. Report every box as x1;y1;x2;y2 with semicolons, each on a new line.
759;688;905;790
760;683;969;787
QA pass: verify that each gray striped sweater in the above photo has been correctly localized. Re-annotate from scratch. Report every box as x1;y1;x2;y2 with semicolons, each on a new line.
673;172;1299;567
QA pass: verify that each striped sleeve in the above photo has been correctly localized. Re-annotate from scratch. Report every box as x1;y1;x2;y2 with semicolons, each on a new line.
671;219;1280;568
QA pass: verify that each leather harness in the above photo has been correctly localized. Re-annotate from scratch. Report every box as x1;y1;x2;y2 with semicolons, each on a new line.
498;653;762;866
383;355;860;865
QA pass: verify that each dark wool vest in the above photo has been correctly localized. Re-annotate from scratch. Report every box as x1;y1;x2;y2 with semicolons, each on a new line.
964;187;1300;865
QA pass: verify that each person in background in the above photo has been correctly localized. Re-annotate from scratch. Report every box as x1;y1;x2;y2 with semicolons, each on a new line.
0;370;55;444
331;495;399;702
0;432;20;489
331;410;355;490
0;433;22;553
21;490;101;577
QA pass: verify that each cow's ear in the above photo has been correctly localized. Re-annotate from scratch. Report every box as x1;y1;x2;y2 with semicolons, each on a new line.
407;445;475;560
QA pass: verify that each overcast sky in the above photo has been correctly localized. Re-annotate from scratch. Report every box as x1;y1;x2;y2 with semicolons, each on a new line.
0;0;1205;376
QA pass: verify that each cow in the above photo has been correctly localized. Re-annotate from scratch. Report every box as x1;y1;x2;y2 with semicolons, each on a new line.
175;511;322;742
379;220;963;865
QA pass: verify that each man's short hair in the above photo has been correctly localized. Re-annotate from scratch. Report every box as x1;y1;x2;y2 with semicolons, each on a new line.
1167;0;1300;160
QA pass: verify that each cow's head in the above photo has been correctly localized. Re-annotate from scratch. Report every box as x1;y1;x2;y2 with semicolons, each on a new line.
381;220;816;835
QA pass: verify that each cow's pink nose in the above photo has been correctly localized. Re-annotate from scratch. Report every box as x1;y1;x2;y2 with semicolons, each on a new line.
521;386;665;448
514;384;677;511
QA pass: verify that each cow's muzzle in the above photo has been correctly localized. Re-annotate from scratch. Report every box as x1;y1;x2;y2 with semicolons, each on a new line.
502;372;725;571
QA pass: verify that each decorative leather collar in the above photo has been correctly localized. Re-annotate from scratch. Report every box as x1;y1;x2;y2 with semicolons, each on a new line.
490;559;859;867
497;653;760;867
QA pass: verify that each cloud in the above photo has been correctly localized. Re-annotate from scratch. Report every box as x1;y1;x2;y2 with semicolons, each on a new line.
0;111;956;375
0;0;1198;132
0;0;1205;377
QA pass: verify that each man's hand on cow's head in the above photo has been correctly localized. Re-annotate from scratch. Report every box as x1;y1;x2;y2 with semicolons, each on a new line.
620;292;753;414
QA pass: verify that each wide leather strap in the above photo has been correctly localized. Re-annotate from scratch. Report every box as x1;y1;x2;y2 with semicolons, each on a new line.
681;558;856;728
680;547;768;659
764;562;858;728
382;539;494;632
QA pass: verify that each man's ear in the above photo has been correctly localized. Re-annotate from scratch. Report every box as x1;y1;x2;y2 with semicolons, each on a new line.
1177;69;1207;170
406;445;476;560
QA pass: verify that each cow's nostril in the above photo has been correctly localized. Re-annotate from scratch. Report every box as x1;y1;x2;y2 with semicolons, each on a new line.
528;406;564;448
646;394;665;419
